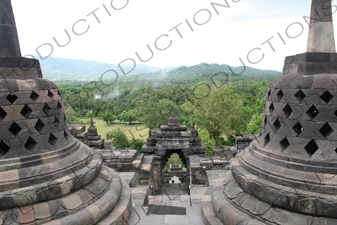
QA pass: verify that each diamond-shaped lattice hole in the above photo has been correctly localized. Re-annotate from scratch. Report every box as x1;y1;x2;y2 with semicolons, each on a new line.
269;103;274;114
54;117;60;128
320;123;333;139
273;118;281;132
0;140;10;157
335;148;337;154
20;105;32;118
276;90;284;101
283;104;293;119
0;107;7;121
294;90;306;102
25;137;37;151
6;92;18;104
292;122;303;136
321;91;333;104
48;134;58;146
48;90;54;99
57;102;62;110
30;91;39;102
57;90;61;97
43;103;51;116
264;116;267;126
280;137;290;152
9;122;22;136
35;119;45;133
304;140;318;157
307;105;320;119
264;133;270;147
64;115;67;124
267;89;271;99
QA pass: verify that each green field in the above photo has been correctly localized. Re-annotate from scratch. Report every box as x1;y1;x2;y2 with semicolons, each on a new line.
77;118;149;141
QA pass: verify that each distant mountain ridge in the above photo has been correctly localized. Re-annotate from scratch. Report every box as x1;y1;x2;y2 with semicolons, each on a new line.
39;57;282;83
166;63;280;79
39;57;162;80
134;63;282;84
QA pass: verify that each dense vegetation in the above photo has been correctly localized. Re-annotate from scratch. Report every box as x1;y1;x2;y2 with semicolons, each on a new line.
56;62;281;154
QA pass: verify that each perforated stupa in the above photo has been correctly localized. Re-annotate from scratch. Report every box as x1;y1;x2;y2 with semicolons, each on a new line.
202;1;337;224
0;1;132;224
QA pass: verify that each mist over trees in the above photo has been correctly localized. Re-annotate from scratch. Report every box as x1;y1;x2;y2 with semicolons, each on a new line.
58;62;280;152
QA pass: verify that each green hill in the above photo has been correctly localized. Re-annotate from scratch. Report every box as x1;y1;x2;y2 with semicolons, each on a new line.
38;57;282;84
39;57;162;81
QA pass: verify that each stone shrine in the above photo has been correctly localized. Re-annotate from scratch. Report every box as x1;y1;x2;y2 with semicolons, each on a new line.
84;118;104;149
142;110;207;191
142;109;206;159
0;1;132;224
211;146;228;170
68;119;107;149
202;0;337;224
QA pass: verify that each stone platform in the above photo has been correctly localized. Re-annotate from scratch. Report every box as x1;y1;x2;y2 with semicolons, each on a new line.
202;169;337;225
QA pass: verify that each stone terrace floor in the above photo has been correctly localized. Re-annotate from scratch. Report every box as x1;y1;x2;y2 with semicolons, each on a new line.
127;170;229;225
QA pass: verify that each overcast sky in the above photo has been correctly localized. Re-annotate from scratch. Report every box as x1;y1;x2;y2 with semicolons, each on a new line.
10;0;337;72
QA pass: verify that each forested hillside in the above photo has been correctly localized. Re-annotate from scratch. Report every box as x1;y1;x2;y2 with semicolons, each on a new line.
55;59;281;154
39;57;162;80
40;57;281;84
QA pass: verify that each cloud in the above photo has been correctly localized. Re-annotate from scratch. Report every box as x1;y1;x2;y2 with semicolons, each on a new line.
11;0;337;71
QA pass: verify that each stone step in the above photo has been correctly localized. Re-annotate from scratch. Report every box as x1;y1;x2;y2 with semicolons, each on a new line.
118;172;138;187
140;156;153;173
139;156;154;185
132;153;144;169
132;184;150;206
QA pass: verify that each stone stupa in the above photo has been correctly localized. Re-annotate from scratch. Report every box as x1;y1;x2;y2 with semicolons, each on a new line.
0;1;131;224
203;0;337;224
85;118;104;149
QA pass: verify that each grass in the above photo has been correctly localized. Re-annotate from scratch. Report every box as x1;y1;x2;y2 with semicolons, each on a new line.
76;118;149;141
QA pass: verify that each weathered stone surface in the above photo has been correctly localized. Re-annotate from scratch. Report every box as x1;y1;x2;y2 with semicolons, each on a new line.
0;2;132;224
142;110;206;157
0;0;21;57
307;22;336;52
307;0;336;52
209;1;337;224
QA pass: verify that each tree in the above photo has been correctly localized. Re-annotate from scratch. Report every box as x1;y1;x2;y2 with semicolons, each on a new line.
65;106;79;124
137;97;177;128
130;138;145;153
101;111;116;124
118;109;138;124
86;110;93;118
193;83;249;143
198;129;215;156
246;112;264;134
107;129;128;149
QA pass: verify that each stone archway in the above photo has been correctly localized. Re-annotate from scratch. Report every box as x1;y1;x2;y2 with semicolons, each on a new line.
162;152;187;184
161;149;186;169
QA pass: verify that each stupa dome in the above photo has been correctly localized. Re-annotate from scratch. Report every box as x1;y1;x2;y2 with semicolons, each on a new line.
0;1;131;224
